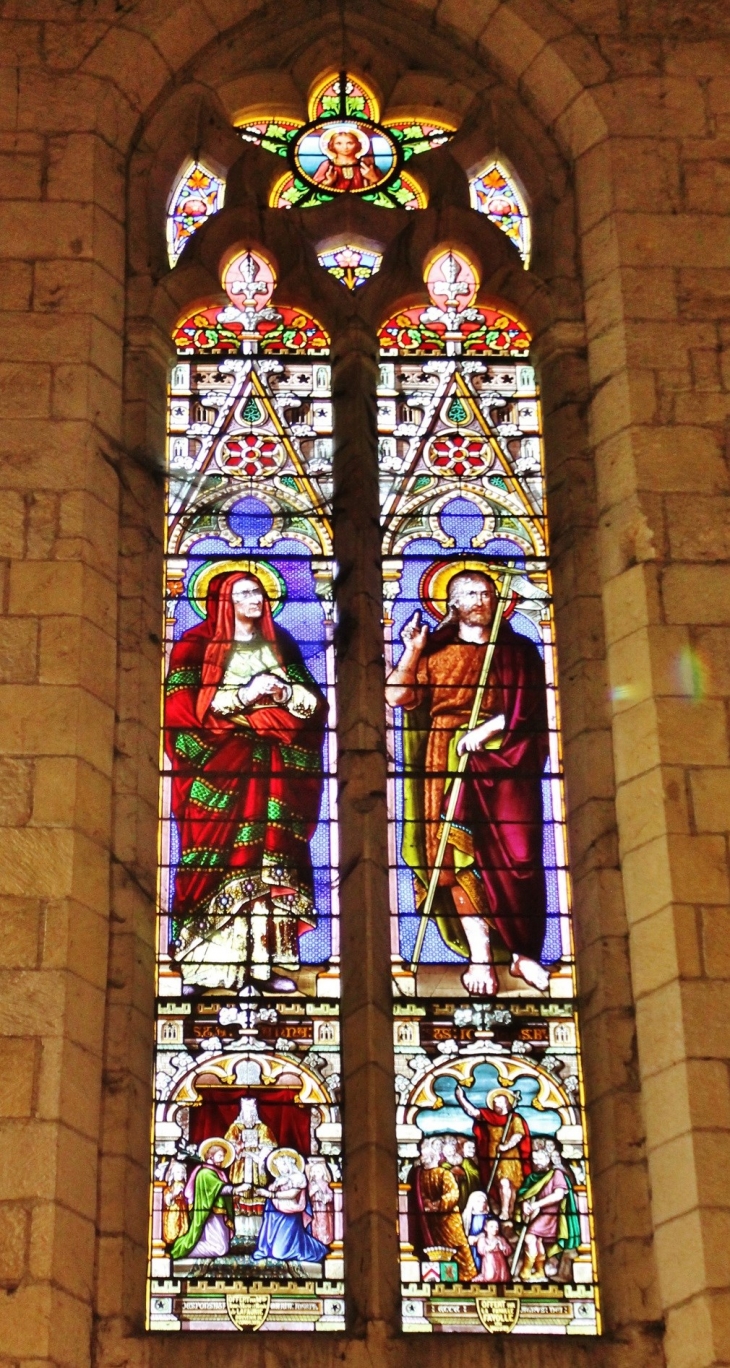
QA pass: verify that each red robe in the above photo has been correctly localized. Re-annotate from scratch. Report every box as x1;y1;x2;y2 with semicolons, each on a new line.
473;1107;533;1191
164;571;326;942
405;618;549;961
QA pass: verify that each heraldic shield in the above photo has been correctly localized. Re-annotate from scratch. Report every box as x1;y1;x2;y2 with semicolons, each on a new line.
475;1296;520;1333
226;1293;271;1331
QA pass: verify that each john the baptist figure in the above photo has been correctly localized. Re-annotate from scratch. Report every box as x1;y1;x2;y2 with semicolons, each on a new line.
165;570;326;993
385;568;550;995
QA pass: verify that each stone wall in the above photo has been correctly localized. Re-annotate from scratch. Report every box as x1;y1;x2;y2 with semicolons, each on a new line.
0;3;728;1368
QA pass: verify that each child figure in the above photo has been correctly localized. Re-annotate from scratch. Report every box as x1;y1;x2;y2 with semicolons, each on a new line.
471;1216;513;1284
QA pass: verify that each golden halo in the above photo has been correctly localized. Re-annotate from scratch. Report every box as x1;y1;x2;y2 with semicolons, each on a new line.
199;1136;235;1167
419;557;515;623
186;558;286;619
267;1146;305;1177
318;121;373;160
486;1088;517;1111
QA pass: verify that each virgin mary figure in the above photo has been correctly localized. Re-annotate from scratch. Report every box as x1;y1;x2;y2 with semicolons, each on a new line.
165;569;326;992
252;1149;330;1265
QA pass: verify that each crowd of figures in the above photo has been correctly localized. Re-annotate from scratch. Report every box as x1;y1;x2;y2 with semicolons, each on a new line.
407;1088;580;1285
161;1098;335;1270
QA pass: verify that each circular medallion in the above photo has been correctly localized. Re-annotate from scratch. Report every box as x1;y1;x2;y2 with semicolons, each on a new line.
217;431;285;476
291;118;400;195
425;430;492;479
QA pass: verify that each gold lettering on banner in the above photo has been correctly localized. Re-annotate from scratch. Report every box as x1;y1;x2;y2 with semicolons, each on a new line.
475;1296;520;1333
226;1293;271;1330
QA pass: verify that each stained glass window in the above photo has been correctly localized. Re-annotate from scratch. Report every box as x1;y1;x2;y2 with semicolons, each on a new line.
380;250;599;1335
167;160;225;267
236;70;449;210
470;161;531;265
317;243;383;289
148;249;344;1334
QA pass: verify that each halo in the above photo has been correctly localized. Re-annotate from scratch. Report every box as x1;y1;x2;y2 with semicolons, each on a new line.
419;557;517;623
317;121;372;160
267;1146;305;1177
186;559;287;619
199;1136;235;1167
486;1087;517;1111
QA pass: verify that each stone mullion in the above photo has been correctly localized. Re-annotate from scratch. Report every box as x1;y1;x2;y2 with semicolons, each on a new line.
331;317;400;1334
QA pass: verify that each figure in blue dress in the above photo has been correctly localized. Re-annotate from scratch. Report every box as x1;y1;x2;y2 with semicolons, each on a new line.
253;1148;330;1265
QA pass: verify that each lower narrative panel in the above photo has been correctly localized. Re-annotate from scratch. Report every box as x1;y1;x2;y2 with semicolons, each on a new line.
394;998;599;1335
149;994;343;1332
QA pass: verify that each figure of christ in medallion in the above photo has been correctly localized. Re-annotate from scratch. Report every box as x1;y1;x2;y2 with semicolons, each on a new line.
312;128;380;192
165;570;327;993
385;569;550;995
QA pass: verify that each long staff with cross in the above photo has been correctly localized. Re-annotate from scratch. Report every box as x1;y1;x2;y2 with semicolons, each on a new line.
409;561;519;975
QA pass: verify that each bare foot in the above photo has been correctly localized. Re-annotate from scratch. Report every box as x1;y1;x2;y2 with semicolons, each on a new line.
510;954;549;992
461;962;498;996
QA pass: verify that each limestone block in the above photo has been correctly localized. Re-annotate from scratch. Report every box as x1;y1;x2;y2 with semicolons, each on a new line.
648;1131;700;1225
0;489;26;558
611;697;661;783
40;617;117;704
666;493;730;562
690;769;730;833
37;1036;102;1140
0;312;123;383
700;907;730;979
679;267;730;319
0;148;42;200
131;0;218;71
631;424;727;493
52;364;123;436
609;136;682;213
621;265;678;320
0;1280;54;1358
0;1203;28;1284
47;132;125;225
555;85;610;159
32;757;112;842
682;980;730;1060
615;210;730;270
0;758;32;835
2;259;33;311
608;624;690;708
629;905;700;998
81;29;171;117
595;76;707;138
0;683;114;775
666;1291;730;1368
663;564;730;624
0;199;96;262
40;899;110;992
481;3;547;75
28;1201;95;1303
654;698;729;767
0;1038;37;1117
636;980;687;1078
33;259;124;332
9;561;116;634
58;488;120;575
616;765;690;854
655;1209;730;1306
0;898;40;968
0;361;51;419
